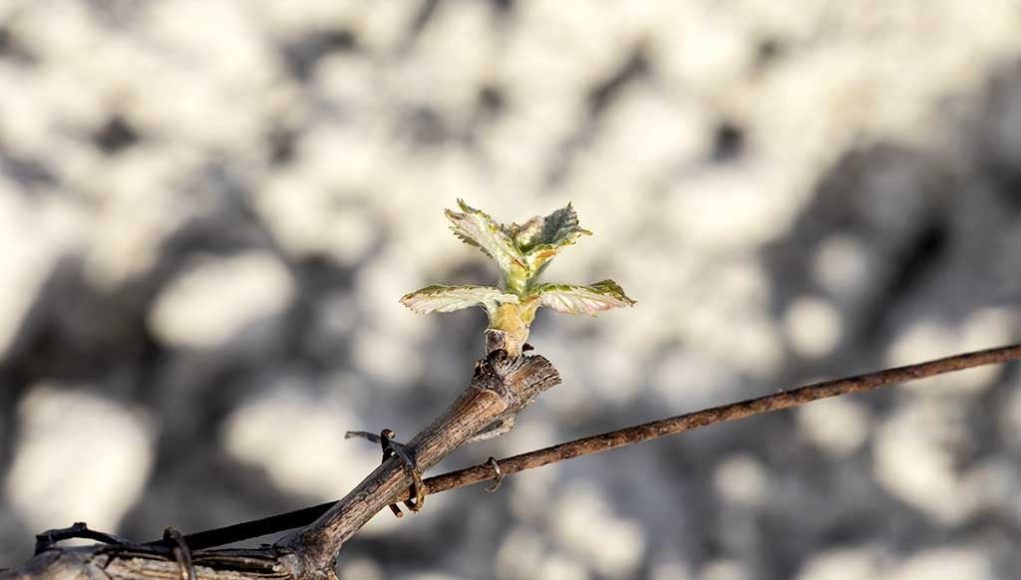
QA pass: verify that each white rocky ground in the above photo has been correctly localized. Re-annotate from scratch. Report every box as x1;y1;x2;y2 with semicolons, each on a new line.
2;1;1021;579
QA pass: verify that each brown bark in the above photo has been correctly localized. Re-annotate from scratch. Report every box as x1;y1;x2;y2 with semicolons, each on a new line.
276;350;559;574
1;547;299;580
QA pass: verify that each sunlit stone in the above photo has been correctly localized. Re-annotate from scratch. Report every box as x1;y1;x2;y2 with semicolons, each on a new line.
798;397;871;457
149;252;294;349
0;192;80;359
536;554;589;580
5;385;155;533
340;558;383;580
872;401;978;524
784;296;842;358
795;548;879;580
713;454;770;506
550;483;645;578
888;547;993;580
813;236;870;299
496;527;545;580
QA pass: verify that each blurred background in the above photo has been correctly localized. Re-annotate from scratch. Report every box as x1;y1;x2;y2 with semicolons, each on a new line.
2;1;1021;579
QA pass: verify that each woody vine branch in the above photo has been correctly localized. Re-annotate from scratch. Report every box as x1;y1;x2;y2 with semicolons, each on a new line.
168;341;1021;551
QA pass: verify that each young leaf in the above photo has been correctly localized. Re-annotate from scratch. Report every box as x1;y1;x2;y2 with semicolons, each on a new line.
501;216;544;253
533;280;636;316
524;204;592;278
445;200;526;276
400;284;519;314
539;203;592;247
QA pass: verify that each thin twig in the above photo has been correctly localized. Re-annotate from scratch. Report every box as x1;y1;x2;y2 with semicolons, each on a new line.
34;522;130;555
175;342;1021;548
409;342;1021;498
172;502;337;550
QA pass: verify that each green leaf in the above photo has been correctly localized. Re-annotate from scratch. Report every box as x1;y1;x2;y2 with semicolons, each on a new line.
446;200;526;277
539;203;592;247
400;284;519;314
523;203;592;279
533;279;636;316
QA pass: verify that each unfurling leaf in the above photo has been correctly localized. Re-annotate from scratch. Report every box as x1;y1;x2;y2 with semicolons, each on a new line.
400;284;519;314
445;200;526;276
539;203;591;247
522;204;592;279
533;280;636;316
501;216;544;252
